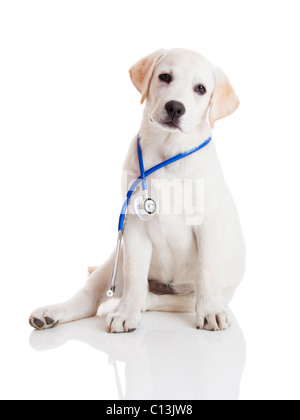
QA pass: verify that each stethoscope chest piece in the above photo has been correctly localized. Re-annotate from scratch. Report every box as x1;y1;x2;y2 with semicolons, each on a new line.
144;198;157;215
134;195;157;221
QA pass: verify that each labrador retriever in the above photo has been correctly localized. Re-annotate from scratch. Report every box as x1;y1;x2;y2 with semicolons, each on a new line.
29;49;246;333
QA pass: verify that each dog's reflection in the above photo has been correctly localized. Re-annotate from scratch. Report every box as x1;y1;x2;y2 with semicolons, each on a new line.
29;312;246;400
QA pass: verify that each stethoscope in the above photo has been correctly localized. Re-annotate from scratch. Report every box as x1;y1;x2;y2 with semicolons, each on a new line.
106;134;212;298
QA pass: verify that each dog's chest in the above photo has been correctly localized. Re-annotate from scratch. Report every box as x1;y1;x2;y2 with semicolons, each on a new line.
144;160;201;283
147;213;198;284
147;161;204;222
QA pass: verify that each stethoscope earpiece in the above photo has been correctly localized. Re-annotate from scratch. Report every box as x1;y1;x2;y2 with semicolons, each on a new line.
106;290;114;298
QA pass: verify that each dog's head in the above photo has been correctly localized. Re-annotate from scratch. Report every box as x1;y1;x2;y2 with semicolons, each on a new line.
130;48;239;134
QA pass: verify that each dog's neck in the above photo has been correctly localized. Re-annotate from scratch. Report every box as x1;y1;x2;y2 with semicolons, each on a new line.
139;109;212;158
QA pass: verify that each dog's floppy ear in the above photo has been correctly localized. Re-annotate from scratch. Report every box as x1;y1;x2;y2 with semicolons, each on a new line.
209;68;240;128
129;50;166;104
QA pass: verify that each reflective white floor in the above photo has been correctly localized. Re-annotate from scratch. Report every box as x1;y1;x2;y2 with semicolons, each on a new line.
1;293;300;400
27;312;245;400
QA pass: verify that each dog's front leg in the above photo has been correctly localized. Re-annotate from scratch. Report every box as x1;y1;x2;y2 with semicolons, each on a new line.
193;225;231;331
107;219;152;333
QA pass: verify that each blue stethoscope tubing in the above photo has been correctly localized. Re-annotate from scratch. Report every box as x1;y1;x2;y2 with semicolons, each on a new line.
118;135;212;232
137;135;148;193
106;134;212;297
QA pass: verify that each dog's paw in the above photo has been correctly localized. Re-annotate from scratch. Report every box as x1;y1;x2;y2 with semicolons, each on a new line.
106;309;142;334
29;305;64;330
196;310;231;331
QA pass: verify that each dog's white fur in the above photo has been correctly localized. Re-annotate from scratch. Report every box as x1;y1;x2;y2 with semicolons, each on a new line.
29;49;246;333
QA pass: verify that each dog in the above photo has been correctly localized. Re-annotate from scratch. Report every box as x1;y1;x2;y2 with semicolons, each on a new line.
29;48;246;333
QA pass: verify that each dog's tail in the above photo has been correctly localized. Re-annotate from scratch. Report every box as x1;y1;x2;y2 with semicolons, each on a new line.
88;266;99;275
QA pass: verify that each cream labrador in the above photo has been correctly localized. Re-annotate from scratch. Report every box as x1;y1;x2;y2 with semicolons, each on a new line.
29;49;246;333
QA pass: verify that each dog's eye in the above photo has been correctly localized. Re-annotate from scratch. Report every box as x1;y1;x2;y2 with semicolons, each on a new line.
195;85;207;95
159;74;172;84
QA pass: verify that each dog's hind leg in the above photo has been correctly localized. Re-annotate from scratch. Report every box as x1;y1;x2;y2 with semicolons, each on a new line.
29;250;124;330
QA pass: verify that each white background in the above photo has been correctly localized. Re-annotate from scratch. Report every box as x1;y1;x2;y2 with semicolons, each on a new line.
1;0;300;401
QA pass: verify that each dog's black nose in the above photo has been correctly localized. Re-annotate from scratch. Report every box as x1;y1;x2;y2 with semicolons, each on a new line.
165;101;186;120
